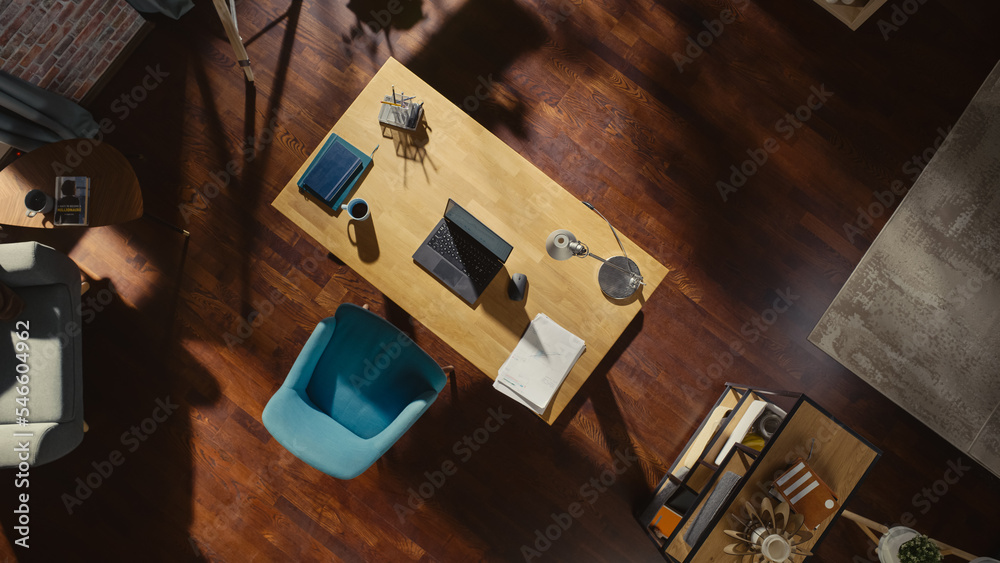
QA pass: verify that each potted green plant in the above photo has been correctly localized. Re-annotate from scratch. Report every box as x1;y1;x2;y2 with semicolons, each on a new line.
898;535;943;563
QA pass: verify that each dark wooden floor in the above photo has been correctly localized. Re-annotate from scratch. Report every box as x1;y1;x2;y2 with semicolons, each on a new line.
3;0;1000;560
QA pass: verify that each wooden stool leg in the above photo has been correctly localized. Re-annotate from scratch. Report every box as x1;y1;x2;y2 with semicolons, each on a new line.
842;511;979;561
933;541;977;561
211;0;255;82
842;510;888;546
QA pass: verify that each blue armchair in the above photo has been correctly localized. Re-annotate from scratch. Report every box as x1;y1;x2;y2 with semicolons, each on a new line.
262;304;447;479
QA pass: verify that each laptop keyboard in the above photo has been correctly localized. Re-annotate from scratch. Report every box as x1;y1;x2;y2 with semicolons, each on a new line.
429;223;499;287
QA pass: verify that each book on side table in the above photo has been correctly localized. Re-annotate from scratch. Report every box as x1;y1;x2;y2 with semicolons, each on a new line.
54;176;90;226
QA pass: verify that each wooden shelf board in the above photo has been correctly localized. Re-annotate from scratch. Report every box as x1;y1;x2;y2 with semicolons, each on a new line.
703;391;762;465
678;390;741;472
665;453;748;563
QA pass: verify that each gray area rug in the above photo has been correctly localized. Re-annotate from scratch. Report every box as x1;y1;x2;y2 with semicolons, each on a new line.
809;60;1000;477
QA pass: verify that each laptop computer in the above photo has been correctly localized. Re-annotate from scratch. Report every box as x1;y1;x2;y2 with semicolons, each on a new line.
413;199;513;305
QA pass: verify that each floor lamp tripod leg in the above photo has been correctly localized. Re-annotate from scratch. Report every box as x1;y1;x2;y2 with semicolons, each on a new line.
212;0;255;83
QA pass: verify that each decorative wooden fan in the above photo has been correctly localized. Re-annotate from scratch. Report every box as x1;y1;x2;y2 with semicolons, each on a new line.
723;498;814;562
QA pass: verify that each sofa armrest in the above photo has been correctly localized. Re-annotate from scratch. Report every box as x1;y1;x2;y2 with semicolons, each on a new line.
0;420;84;468
0;242;81;290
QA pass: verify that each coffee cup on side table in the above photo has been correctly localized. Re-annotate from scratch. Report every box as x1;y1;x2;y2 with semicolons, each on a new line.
341;198;370;221
24;189;53;218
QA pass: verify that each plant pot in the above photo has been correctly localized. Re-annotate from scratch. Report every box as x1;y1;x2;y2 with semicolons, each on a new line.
877;527;918;563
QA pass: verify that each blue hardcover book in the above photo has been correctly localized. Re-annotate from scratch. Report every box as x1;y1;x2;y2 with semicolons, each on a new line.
300;140;361;201
297;134;372;209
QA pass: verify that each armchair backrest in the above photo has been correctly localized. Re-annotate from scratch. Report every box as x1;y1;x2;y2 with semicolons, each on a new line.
305;304;445;439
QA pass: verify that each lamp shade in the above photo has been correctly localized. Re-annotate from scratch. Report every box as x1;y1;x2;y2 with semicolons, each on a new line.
546;229;577;260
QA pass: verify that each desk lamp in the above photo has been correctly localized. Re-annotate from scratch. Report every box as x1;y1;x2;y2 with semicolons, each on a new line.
545;202;645;299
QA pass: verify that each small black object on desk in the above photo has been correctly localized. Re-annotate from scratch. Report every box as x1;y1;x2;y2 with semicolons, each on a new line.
508;273;527;301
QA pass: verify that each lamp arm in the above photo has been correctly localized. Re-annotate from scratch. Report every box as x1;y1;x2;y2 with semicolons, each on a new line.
582;202;636;276
569;242;636;278
585;253;646;285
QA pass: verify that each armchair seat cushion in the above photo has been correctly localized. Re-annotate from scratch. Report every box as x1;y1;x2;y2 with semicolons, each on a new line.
307;324;436;439
0;283;78;424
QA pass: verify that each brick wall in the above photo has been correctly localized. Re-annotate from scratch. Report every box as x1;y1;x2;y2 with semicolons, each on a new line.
0;0;146;102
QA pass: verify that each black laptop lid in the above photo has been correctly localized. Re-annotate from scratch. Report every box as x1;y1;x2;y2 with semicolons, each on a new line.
443;199;513;262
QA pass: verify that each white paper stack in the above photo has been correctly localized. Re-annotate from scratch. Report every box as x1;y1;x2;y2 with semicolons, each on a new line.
493;313;586;414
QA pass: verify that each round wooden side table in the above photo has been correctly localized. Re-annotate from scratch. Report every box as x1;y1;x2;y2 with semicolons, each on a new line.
0;139;143;228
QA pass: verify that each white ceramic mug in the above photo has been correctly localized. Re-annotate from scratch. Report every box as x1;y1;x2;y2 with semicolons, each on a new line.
760;534;791;562
24;189;53;217
341;198;370;221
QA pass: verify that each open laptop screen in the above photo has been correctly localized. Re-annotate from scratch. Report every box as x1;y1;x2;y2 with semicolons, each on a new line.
444;199;513;262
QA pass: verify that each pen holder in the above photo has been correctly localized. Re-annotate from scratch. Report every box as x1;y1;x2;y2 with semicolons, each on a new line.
378;95;423;132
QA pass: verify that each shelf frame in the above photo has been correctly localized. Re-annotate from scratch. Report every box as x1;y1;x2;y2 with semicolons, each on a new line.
811;0;891;31
637;384;881;562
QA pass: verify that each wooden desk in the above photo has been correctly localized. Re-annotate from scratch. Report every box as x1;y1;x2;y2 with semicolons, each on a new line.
273;57;669;424
0;139;143;228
